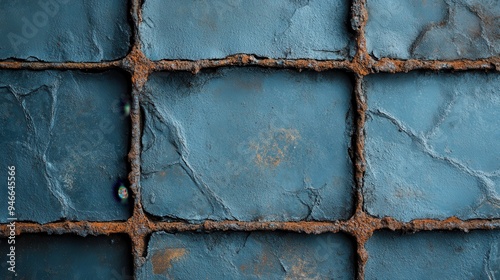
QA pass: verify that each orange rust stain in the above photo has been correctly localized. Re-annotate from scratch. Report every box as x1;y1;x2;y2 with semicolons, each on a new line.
152;248;187;275
255;253;267;275
124;46;154;90
253;251;271;276
286;258;319;280
251;128;300;168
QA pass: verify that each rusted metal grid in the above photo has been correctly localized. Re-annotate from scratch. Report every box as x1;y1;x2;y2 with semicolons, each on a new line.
1;0;500;279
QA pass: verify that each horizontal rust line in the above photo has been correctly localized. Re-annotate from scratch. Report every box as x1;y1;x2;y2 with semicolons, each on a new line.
1;216;500;238
371;57;500;73
152;220;349;234
150;55;500;74
153;55;353;73
0;60;122;70
348;212;500;238
1;54;499;74
0;221;127;237
377;216;500;232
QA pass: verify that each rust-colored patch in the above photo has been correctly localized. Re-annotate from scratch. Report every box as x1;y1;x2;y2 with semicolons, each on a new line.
252;250;273;276
123;46;154;90
286;258;319;280
152;248;187;275
251;128;300;168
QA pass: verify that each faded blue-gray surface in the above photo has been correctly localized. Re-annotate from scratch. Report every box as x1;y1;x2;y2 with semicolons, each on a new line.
0;0;130;62
0;234;132;279
366;0;500;59
0;70;131;223
141;68;353;222
140;0;353;60
364;72;500;222
139;232;354;279
366;231;500;279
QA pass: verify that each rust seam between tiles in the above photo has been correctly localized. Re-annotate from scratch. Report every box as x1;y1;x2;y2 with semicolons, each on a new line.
1;0;500;279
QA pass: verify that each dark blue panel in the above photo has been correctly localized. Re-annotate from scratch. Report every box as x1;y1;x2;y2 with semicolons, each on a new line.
366;231;500;279
139;231;354;279
0;0;130;62
366;0;500;59
140;0;353;60
141;68;354;222
364;72;500;221
0;70;131;223
0;234;132;280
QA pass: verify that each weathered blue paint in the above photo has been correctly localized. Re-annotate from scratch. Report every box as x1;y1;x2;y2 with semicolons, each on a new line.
0;0;130;62
139;231;354;279
140;0;353;60
366;230;500;279
364;72;500;222
0;70;131;223
141;68;354;222
366;0;500;59
0;234;132;279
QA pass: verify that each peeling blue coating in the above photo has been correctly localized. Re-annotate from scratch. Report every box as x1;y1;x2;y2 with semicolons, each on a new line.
141;68;353;222
364;72;500;222
140;0;353;60
0;70;131;223
0;0;130;62
139;231;354;279
366;0;500;59
366;231;500;279
0;234;132;279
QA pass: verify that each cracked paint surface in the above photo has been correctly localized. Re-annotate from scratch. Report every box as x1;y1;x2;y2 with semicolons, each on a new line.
364;72;500;222
366;0;500;59
366;231;500;279
0;70;131;223
141;68;353;222
140;0;353;60
0;234;132;279
0;0;130;62
139;231;354;279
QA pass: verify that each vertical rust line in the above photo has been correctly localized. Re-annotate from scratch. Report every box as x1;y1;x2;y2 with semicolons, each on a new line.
129;88;142;216
351;0;370;75
353;74;367;215
353;74;368;280
351;0;370;278
126;0;150;276
355;231;371;280
131;233;148;271
130;0;143;49
128;85;152;270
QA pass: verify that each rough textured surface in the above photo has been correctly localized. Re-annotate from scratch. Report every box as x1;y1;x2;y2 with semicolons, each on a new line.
364;72;500;222
140;0;353;60
366;0;500;60
141;68;353;222
0;234;132;279
139;231;354;279
366;230;500;279
0;70;131;223
2;0;500;278
0;0;130;62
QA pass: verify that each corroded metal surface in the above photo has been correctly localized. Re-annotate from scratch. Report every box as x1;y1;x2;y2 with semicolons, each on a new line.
0;0;499;279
